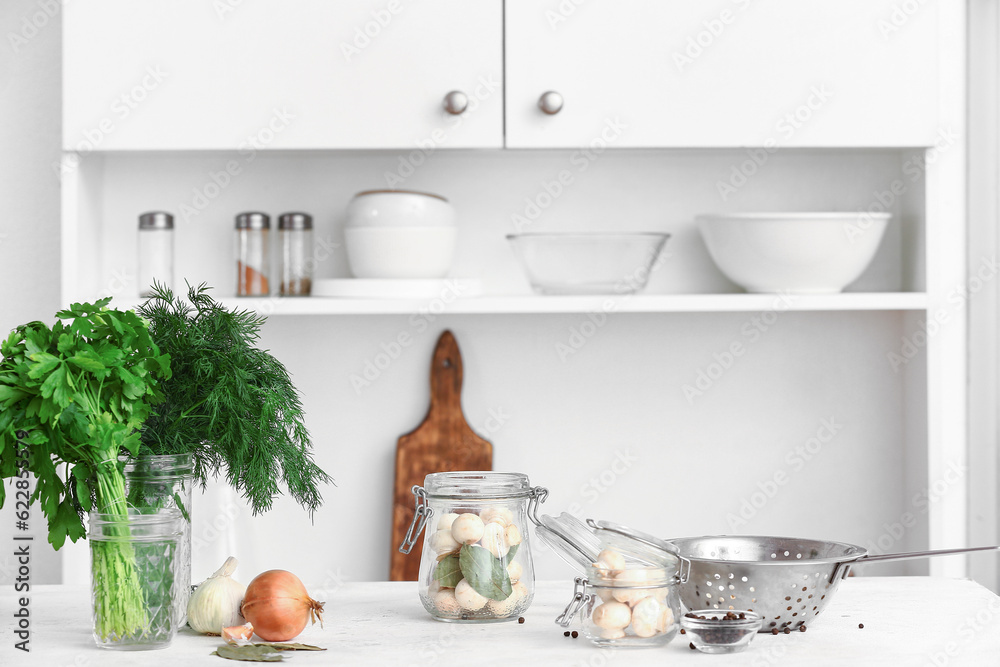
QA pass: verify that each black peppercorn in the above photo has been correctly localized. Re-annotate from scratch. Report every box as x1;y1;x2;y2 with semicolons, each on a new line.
518;617;525;624
859;623;864;629
689;642;696;650
680;628;686;635
571;631;579;639
563;631;570;637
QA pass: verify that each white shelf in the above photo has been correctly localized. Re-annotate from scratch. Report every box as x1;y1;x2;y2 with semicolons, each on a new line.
116;292;928;316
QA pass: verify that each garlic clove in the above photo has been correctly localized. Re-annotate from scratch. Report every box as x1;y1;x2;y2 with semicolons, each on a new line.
222;622;254;643
451;513;486;545
455;579;489;611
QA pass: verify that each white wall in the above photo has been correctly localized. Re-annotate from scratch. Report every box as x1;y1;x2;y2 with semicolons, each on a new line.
0;0;65;585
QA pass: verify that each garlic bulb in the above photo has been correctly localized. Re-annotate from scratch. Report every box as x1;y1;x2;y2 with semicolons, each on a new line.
188;556;246;635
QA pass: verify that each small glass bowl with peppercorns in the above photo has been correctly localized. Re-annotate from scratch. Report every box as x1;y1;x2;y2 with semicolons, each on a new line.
681;610;762;654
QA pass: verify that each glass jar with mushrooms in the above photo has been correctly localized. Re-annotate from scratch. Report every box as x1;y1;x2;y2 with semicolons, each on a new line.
541;514;688;647
570;557;682;646
399;472;548;622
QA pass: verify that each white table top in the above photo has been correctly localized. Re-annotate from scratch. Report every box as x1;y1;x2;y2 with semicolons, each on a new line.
3;577;999;666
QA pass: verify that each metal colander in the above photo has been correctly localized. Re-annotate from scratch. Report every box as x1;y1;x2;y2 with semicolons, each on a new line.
666;536;1000;632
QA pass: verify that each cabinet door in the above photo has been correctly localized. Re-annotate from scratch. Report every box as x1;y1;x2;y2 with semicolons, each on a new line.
506;0;939;148
63;0;503;150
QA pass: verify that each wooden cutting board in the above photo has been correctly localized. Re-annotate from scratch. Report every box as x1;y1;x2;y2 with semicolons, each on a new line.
389;330;492;581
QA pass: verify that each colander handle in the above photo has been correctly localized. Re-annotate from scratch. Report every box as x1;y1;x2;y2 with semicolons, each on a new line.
831;545;1000;582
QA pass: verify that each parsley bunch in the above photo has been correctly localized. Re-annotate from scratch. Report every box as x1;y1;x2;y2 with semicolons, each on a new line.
136;283;332;516
0;299;172;639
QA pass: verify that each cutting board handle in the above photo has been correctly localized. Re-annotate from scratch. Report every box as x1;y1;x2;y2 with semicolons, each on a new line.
429;330;463;416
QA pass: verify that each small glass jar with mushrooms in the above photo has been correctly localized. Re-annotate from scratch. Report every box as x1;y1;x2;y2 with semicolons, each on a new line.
399;472;548;622
541;514;688;647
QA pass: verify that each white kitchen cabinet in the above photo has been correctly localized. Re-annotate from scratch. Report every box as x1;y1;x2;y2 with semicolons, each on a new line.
57;3;973;587
505;0;940;148
62;0;504;150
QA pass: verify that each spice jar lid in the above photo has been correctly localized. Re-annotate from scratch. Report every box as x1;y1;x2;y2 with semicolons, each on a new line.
278;212;313;230
537;512;682;576
235;212;270;229
138;211;174;230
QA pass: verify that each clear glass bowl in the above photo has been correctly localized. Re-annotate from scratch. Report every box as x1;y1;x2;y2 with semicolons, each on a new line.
681;610;762;654
506;233;670;295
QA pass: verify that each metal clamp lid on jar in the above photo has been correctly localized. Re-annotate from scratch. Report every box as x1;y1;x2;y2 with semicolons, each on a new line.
235;212;270;229
398;478;549;555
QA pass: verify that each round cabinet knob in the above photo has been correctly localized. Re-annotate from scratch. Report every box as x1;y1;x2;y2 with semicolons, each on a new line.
538;91;564;115
443;90;469;115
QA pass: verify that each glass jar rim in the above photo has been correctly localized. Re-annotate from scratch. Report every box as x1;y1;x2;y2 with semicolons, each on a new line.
584;564;677;587
89;508;184;541
120;453;195;476
422;471;531;500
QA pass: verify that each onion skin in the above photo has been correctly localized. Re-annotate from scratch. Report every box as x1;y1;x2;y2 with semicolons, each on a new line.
241;570;325;642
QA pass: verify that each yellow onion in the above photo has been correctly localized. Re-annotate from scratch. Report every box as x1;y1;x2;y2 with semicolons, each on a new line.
241;570;325;641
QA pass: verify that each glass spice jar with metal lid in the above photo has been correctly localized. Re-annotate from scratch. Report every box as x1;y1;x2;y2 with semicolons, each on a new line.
540;513;689;647
137;211;174;298
399;471;549;623
235;212;270;296
278;212;313;296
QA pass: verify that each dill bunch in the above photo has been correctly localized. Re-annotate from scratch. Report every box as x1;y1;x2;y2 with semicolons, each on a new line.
136;282;332;516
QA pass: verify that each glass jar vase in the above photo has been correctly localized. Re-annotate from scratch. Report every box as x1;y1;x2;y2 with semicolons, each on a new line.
89;508;183;650
122;453;195;628
399;471;548;623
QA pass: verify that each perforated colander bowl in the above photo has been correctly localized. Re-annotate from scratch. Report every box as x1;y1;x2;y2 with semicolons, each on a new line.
664;536;1000;633
666;536;865;632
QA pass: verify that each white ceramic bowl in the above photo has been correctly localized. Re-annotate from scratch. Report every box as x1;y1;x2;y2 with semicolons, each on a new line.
696;213;890;294
346;190;455;228
506;233;670;295
345;226;457;279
